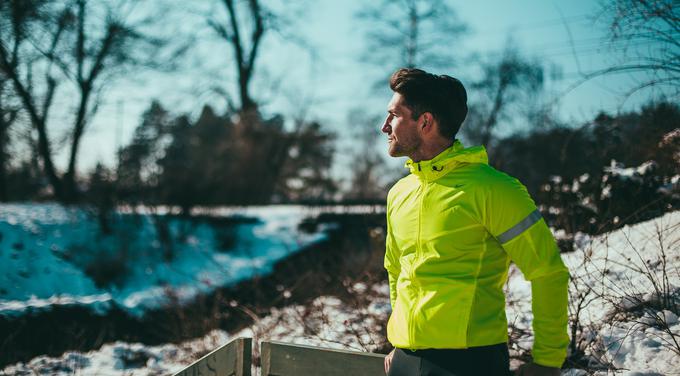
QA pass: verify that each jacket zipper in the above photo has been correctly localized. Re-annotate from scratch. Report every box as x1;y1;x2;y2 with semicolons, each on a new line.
409;170;426;347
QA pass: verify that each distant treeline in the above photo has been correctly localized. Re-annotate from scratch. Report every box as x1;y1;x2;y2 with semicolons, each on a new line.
105;103;335;208
3;100;678;236
2;0;677;238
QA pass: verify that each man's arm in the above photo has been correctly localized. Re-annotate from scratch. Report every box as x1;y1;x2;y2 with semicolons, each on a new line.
384;198;400;308
483;175;570;369
384;193;400;374
530;269;569;368
500;217;569;368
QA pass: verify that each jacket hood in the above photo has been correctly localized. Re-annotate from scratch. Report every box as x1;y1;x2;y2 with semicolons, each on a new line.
405;140;488;181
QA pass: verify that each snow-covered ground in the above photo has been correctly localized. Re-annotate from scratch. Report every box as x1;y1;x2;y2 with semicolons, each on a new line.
0;204;332;317
506;211;680;375
2;209;678;375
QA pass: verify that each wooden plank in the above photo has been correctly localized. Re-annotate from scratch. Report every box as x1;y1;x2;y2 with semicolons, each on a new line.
261;341;386;376
174;337;251;376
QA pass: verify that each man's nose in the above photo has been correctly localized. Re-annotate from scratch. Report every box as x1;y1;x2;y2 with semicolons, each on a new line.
381;116;391;134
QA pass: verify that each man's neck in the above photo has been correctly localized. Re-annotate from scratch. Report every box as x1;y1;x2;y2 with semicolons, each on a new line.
410;138;455;163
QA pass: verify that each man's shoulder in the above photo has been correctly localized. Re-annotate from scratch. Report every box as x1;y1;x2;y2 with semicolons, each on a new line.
461;164;530;201
446;162;520;187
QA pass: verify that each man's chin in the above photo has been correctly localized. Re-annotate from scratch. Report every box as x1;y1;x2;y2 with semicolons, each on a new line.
387;143;406;157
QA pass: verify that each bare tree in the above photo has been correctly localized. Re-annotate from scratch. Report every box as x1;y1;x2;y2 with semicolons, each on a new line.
576;0;679;98
0;76;20;201
345;109;388;202
207;0;269;114
357;0;467;77
0;0;65;198
462;46;544;148
0;0;165;202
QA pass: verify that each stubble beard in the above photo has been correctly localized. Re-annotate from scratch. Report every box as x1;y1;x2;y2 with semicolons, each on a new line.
388;136;420;158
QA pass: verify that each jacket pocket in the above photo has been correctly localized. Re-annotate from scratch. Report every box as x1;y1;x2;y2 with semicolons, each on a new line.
412;282;474;349
387;294;411;347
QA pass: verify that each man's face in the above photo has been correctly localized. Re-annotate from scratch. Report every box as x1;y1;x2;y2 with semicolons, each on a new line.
381;92;421;158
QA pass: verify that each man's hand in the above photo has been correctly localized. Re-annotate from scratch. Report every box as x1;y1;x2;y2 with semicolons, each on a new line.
515;362;560;376
384;349;395;374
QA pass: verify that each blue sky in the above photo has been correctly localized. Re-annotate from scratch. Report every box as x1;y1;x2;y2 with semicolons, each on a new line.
67;0;669;174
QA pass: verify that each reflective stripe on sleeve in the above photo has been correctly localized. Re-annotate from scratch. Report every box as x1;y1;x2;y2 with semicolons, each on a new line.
497;209;542;244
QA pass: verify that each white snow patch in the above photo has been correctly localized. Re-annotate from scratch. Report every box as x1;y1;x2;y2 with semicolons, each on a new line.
1;284;392;375
0;204;332;317
1;330;232;375
507;211;680;375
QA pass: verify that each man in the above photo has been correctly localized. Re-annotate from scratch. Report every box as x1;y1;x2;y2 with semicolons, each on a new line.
381;68;569;376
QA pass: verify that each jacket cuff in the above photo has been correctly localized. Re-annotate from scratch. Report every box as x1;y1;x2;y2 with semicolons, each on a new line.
532;350;566;368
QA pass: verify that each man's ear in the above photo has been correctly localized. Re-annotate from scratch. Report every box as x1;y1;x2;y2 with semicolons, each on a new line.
420;112;435;133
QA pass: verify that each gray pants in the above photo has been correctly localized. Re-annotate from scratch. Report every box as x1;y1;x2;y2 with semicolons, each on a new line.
387;343;512;376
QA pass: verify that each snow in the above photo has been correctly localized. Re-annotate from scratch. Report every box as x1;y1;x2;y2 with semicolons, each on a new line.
0;204;331;317
1;330;232;376
1;284;392;376
659;175;680;196
1;207;678;375
506;210;680;375
234;283;391;354
604;160;657;182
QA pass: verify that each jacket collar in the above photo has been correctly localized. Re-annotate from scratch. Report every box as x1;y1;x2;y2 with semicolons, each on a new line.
405;140;488;181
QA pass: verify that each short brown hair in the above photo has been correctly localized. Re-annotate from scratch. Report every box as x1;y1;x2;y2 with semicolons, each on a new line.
389;68;468;139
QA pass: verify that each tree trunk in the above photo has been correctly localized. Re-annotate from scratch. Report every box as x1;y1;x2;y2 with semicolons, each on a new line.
406;0;418;68
2;67;65;200
0;121;7;201
481;80;508;147
238;68;256;113
63;83;92;202
219;0;264;114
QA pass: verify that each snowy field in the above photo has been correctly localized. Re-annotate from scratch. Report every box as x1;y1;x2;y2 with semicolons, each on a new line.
0;204;336;317
506;211;680;375
2;208;678;375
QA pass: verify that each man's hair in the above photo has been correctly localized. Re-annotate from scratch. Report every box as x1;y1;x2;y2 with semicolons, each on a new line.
389;68;468;139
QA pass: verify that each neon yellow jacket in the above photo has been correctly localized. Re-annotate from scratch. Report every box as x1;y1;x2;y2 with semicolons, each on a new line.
384;140;569;368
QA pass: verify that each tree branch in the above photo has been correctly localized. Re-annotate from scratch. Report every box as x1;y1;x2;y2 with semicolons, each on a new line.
245;0;264;79
223;0;244;69
76;0;85;83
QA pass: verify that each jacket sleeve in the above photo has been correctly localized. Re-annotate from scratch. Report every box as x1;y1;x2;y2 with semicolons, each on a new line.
482;174;570;368
384;191;401;308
